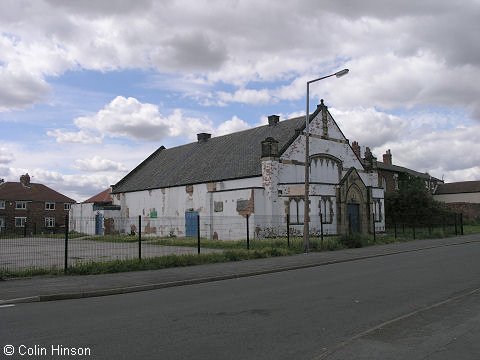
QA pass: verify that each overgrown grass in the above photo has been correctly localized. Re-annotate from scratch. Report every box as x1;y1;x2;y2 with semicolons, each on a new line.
142;235;346;252
82;234;139;243
0;248;295;278
0;266;64;278
463;224;480;235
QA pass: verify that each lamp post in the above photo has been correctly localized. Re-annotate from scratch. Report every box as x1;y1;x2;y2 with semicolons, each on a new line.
303;68;349;253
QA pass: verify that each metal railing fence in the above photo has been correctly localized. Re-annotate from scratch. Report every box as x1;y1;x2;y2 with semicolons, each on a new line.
0;212;465;274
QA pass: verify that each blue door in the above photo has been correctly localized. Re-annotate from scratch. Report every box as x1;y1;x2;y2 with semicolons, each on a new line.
185;211;199;237
95;213;104;235
347;204;360;234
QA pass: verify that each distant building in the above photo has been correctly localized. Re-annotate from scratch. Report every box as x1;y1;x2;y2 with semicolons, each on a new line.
433;181;480;222
69;188;120;235
351;142;443;194
0;174;75;234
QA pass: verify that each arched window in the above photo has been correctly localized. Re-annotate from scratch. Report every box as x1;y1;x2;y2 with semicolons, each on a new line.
288;198;304;224
319;197;334;224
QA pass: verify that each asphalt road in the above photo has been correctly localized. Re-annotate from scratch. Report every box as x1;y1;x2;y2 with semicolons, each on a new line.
1;241;479;359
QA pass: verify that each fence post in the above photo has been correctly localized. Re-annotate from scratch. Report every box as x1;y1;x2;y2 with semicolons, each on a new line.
394;222;397;239
460;213;464;235
64;214;69;273
454;213;458;236
372;213;376;243
286;214;290;248
320;212;324;249
197;214;201;254
138;215;142;260
412;223;416;240
24;218;27;237
246;214;250;250
348;214;352;236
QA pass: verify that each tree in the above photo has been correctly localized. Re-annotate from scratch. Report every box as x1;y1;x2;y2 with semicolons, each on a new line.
385;174;450;226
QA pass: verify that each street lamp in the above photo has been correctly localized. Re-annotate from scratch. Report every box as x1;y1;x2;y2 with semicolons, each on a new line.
303;68;349;253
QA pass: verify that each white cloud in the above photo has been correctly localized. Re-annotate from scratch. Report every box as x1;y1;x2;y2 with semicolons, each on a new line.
217;88;272;105
0;147;14;164
47;129;103;144
333;107;408;147
74;156;128;172
49;96;265;143
62;96;212;142
1;0;480;117
216;116;251;136
0;68;50;111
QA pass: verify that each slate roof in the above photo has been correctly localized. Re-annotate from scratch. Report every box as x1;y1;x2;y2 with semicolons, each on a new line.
435;181;480;195
0;182;76;203
113;116;305;193
377;162;442;181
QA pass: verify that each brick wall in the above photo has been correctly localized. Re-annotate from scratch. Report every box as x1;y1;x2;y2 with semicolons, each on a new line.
0;200;71;234
443;202;480;223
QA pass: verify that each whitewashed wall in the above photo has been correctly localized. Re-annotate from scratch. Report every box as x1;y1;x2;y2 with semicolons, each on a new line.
113;177;263;240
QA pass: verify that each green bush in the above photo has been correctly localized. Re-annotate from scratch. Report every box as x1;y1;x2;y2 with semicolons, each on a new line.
339;234;369;248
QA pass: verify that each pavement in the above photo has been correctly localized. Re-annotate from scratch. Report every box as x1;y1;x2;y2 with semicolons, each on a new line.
1;234;479;305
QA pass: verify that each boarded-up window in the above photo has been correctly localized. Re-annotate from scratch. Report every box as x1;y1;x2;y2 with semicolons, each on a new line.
236;200;250;212
214;201;223;212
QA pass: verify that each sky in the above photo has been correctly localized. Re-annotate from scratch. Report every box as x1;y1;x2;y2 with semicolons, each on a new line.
1;0;479;202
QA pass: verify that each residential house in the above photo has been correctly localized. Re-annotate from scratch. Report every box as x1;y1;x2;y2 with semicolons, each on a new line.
69;188;121;235
0;174;76;234
351;143;443;194
433;181;480;222
111;100;385;240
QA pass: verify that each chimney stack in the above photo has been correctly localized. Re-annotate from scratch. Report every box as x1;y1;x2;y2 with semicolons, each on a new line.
20;173;31;187
352;141;361;159
197;133;211;143
268;115;280;126
383;149;392;165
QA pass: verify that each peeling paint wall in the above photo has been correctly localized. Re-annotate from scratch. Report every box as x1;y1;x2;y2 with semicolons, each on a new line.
112;177;263;240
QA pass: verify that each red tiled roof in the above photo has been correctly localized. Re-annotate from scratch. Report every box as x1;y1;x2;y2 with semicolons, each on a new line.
83;188;112;204
0;182;76;203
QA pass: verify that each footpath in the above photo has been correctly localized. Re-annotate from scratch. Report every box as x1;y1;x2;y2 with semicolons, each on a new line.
1;234;479;305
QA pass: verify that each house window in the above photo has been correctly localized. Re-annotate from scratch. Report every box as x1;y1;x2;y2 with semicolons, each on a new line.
381;177;387;189
15;217;26;227
64;203;71;211
45;217;55;228
288;198;304;225
15;201;27;210
0;200;5;209
45;202;56;210
373;199;383;222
